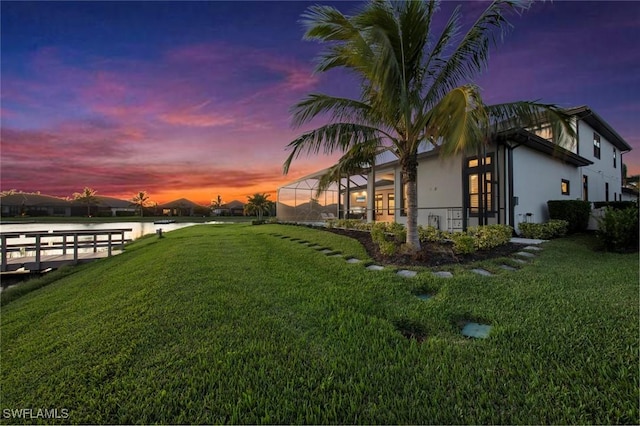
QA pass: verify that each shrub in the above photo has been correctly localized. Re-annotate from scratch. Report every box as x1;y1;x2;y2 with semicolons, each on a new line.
466;225;513;250
593;201;637;210
597;206;639;252
450;233;476;255
519;220;568;239
418;225;443;243
547;200;591;233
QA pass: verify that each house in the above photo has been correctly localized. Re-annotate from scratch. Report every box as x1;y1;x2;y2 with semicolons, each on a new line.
0;193;72;217
157;198;203;216
277;106;632;233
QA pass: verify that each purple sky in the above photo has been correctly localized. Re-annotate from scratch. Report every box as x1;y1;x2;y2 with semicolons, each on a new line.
2;1;639;205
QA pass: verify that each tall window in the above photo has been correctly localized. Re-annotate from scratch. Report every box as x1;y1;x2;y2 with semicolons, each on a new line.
374;193;383;215
583;175;589;201
605;182;609;202
387;193;395;216
613;148;617;168
561;179;570;195
593;133;601;159
465;154;494;216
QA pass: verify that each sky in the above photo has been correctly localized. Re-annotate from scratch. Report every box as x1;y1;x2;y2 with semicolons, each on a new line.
1;0;639;206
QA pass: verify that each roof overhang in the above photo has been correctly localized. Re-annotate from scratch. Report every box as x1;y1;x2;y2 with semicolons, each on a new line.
565;106;632;152
498;129;593;167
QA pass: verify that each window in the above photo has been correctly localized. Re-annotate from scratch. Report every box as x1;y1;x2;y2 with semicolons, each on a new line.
374;193;383;215
387;193;395;216
465;154;495;216
561;179;570;195
605;182;609;202
593;133;601;159
583;175;589;201
613;148;617;168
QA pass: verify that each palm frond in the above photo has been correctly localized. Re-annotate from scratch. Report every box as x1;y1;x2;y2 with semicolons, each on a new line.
283;123;385;175
424;0;531;109
486;101;576;148
423;85;489;156
315;140;387;196
290;94;373;128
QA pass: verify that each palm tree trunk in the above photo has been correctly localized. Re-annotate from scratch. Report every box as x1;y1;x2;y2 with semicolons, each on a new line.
402;155;421;251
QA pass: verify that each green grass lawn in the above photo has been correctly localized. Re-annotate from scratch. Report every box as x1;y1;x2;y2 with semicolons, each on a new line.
1;224;638;424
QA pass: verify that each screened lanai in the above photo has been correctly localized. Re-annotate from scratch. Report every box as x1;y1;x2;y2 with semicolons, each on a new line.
276;167;377;223
276;148;402;224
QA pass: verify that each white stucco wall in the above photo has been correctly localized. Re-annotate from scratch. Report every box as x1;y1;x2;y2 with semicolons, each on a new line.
577;121;623;202
512;146;580;232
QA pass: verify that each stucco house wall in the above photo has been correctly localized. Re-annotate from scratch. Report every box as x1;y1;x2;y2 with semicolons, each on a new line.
511;145;581;232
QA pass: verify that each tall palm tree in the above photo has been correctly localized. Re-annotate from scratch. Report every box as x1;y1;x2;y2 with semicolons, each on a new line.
73;187;98;217
131;191;150;217
283;0;574;251
244;193;272;221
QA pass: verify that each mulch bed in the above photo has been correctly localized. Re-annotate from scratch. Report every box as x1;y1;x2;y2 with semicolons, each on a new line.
324;227;525;268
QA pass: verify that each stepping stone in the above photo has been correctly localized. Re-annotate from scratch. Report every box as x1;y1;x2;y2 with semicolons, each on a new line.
512;258;527;264
320;249;333;254
510;237;546;244
523;246;542;251
432;271;453;278
346;258;361;264
461;322;492;339
500;264;517;271
416;294;433;301
366;264;384;271
397;270;418;278
515;251;536;258
471;268;493;277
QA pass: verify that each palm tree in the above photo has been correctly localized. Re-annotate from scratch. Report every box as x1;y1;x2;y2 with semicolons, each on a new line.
211;195;223;215
73;187;98;217
131;191;150;217
283;0;574;251
244;193;272;221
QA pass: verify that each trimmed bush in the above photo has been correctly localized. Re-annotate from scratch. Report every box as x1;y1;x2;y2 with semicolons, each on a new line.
547;200;591;233
466;224;513;250
593;201;637;210
418;225;443;243
450;233;476;255
597;206;639;252
519;220;568;239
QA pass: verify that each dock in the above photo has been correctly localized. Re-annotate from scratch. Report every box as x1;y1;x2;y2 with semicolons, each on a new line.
1;228;132;273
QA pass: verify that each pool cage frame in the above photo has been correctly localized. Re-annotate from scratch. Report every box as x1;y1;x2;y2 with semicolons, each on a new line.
276;168;371;223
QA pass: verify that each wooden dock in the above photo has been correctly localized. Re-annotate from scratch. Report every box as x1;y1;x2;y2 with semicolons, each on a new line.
1;228;132;273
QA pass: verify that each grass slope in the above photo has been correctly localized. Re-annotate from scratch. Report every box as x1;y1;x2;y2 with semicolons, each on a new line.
1;224;638;424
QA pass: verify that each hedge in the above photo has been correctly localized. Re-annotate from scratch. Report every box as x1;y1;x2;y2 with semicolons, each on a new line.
547;200;591;233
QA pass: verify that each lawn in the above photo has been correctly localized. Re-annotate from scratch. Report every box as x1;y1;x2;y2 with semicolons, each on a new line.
1;224;638;424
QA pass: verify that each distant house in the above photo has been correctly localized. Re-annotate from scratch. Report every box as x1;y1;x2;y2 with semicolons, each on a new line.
0;193;71;217
157;198;203;216
278;105;632;233
224;200;246;216
95;196;137;217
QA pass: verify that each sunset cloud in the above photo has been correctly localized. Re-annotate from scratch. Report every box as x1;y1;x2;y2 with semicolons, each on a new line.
1;1;638;204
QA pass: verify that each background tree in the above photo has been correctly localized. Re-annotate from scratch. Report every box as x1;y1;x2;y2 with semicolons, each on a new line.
73;187;98;217
244;193;272;221
131;191;150;217
211;195;223;215
283;0;574;251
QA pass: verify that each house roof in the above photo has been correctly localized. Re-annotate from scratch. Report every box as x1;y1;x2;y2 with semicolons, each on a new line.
94;196;135;209
498;129;593;167
157;198;203;209
565;105;632;152
224;200;245;209
0;193;70;207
